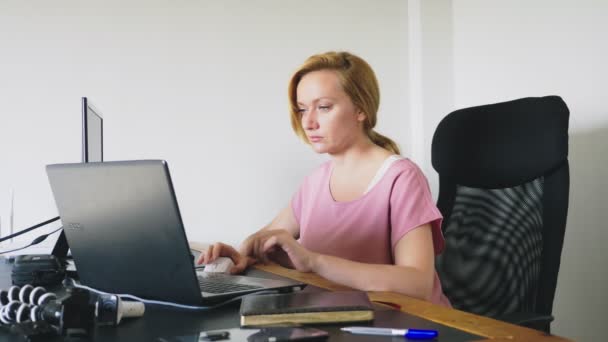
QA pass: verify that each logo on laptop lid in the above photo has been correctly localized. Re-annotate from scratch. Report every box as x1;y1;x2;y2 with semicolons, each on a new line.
66;222;84;231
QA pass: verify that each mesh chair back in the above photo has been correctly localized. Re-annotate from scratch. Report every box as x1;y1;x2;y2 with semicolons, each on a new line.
439;179;543;316
432;96;569;318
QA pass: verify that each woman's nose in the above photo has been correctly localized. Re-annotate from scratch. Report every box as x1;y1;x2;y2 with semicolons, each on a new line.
303;111;319;130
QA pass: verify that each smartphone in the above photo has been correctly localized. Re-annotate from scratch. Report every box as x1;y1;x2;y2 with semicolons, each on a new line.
157;327;329;342
247;327;329;342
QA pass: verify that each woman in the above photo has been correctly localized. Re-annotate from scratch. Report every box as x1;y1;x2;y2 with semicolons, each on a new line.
198;51;450;307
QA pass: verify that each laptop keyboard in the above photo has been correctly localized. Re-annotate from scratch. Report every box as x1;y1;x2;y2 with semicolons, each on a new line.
197;273;263;294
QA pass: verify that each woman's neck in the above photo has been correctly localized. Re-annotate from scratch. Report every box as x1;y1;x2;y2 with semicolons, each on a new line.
329;137;392;171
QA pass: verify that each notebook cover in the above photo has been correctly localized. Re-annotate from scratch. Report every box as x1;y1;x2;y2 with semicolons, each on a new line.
241;291;373;315
240;291;374;326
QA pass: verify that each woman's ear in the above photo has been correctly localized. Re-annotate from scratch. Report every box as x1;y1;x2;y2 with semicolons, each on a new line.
356;110;366;122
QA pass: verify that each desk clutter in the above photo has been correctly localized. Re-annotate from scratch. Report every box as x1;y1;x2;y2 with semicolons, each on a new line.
0;262;486;342
239;290;374;327
0;282;144;341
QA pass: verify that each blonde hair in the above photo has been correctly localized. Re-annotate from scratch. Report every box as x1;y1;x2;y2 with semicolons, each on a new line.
288;51;400;154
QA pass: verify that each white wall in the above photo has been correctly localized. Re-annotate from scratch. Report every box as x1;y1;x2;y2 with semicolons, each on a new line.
449;1;608;341
417;0;454;194
0;1;409;250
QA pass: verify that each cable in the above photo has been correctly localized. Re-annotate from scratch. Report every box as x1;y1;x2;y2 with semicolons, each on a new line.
0;227;63;255
65;278;279;311
0;216;60;243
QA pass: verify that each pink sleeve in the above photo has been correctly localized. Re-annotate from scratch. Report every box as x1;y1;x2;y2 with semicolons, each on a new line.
390;166;445;255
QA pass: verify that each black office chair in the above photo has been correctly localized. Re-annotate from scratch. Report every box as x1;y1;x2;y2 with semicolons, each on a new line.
432;96;569;333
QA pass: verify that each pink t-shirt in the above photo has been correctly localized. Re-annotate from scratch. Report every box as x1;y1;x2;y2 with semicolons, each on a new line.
291;158;451;307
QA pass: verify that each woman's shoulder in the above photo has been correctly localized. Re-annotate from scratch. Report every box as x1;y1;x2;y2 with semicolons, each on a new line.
299;160;332;186
385;157;431;184
308;160;332;176
390;156;421;174
317;159;333;172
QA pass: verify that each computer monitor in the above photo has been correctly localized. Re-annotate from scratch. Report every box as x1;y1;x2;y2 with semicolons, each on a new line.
52;97;104;258
82;97;104;163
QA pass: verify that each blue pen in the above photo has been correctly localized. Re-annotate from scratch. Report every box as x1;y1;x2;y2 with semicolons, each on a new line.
341;327;438;339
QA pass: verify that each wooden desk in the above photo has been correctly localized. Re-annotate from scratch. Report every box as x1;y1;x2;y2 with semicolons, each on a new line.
254;263;572;342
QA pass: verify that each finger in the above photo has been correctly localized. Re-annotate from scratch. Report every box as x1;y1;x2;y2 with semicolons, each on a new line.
252;236;262;261
231;256;257;275
247;256;257;266
230;256;248;275
259;236;280;266
250;231;271;256
211;242;225;262
256;237;271;265
209;242;243;266
223;244;241;262
239;236;254;257
203;245;214;264
196;252;205;265
262;235;279;253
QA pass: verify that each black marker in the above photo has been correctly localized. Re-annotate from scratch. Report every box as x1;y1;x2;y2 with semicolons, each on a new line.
200;330;230;341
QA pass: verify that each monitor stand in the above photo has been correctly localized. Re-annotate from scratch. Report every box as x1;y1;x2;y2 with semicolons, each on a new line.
52;231;78;277
51;231;69;258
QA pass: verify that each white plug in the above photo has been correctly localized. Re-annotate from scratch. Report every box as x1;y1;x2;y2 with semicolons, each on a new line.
96;294;145;325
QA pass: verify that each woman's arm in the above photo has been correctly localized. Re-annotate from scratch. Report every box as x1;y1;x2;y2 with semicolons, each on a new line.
312;224;435;300
260;202;301;237
261;223;436;301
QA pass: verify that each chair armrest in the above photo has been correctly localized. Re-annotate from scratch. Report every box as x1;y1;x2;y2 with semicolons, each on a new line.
496;312;554;333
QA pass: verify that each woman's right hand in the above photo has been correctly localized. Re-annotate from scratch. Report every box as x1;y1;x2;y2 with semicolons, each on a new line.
239;229;296;269
196;242;255;275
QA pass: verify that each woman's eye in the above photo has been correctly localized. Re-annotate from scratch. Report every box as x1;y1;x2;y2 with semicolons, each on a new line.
318;105;332;111
297;108;307;114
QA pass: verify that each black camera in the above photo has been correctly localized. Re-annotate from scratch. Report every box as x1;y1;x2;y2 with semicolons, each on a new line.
11;255;66;287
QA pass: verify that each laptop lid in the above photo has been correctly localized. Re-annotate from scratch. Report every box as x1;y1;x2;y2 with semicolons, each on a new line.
46;160;304;304
47;160;205;304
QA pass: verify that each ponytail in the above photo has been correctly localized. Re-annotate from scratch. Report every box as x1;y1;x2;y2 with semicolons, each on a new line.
368;130;400;155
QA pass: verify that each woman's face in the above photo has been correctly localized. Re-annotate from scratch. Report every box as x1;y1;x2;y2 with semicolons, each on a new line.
296;70;366;154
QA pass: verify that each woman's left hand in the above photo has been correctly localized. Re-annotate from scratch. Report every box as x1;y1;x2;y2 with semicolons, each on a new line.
258;230;318;272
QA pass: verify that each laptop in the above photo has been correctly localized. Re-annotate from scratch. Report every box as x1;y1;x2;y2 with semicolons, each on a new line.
46;160;304;305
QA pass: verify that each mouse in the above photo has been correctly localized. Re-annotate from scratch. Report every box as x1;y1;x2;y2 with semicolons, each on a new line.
202;257;235;274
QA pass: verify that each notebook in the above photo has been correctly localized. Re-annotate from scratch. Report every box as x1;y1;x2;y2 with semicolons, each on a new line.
240;291;374;327
46;160;304;305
